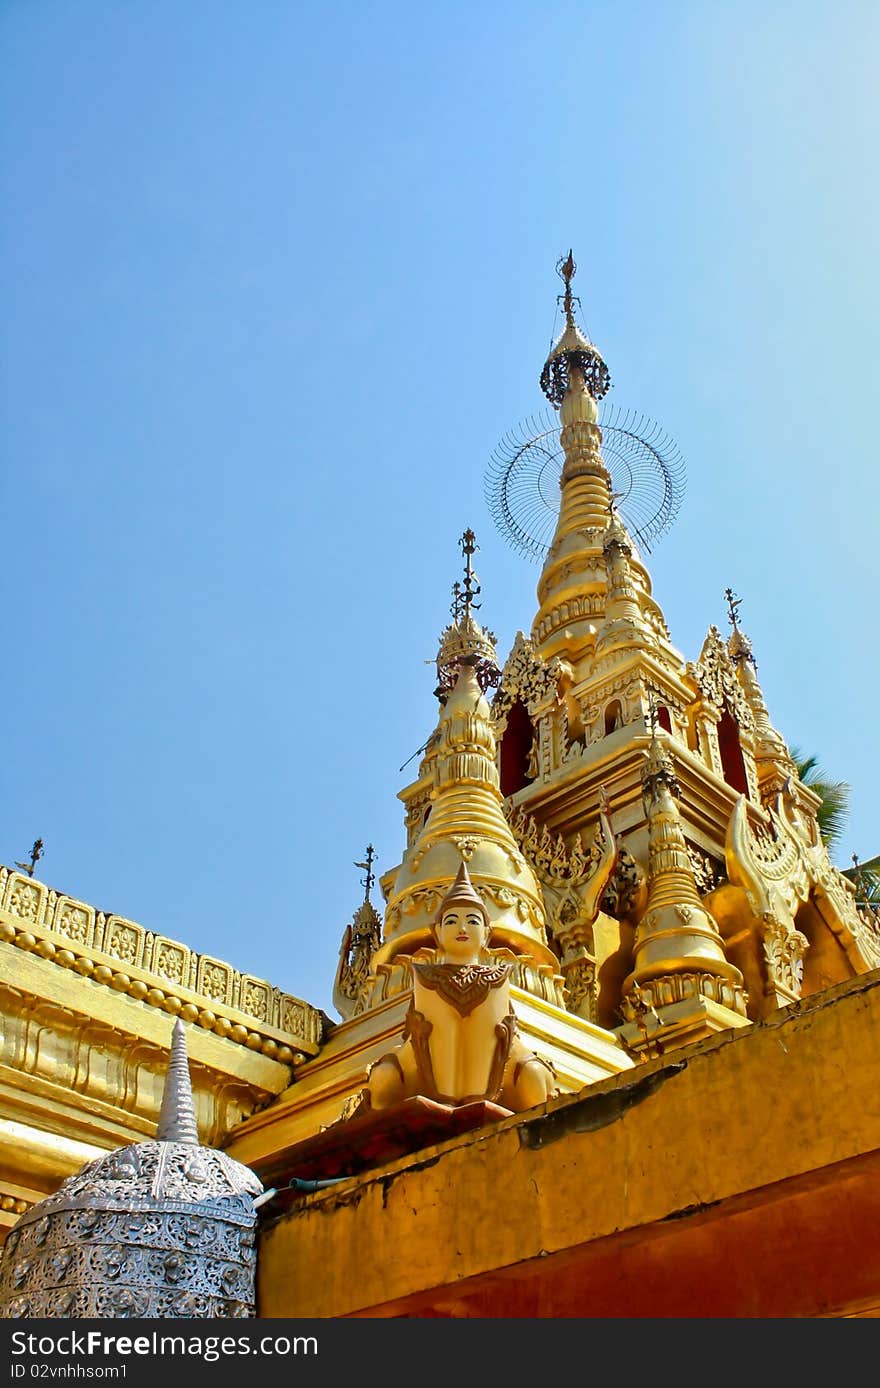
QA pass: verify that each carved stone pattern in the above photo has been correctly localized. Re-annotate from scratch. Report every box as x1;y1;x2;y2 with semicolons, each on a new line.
492;633;568;724
601;846;643;917
508;805;604;888
533;593;606;647
690;626;755;733
686;844;724;895
762;919;809;996
8;880;42;924
280;999;308;1034
477;881;544;934
334;899;383;1019
645;607;672;641
105;922;140;966
54;902;93;946
198;961;232;1004
155;942;187;985
240;981;269;1023
0;1140;259;1319
386;886;444;932
621;970;746;1019
582;674;642;724
561;957;598;1023
747;815;801;882
0;865;322;1054
451;835;480;862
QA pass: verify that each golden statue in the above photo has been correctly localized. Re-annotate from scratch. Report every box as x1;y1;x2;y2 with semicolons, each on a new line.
366;862;557;1112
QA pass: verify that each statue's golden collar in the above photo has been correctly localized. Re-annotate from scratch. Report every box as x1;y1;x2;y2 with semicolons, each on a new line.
412;960;514;1017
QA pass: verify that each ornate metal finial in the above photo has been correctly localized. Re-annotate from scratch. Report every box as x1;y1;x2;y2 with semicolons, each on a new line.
435;530;499;699
541;253;611;406
354;845;377;902
724;587;743;629
557;249;578;326
155;1019;199;1145
851;853;868;900
450;580;463;621
725;587;757;670
15;838;44;878
458;528;481;621
645;688;659;736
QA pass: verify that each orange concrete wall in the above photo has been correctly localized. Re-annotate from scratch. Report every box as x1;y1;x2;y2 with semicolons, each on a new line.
257;971;880;1317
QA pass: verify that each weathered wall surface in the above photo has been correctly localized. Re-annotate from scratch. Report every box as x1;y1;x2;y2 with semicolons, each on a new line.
258;970;880;1317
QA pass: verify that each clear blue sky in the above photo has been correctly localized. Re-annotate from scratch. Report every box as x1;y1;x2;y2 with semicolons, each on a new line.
2;2;877;1016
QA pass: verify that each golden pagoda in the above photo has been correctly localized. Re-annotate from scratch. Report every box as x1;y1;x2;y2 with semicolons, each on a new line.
2;255;880;1319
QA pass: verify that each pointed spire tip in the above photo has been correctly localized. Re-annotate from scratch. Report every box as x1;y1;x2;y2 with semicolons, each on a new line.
155;1017;200;1145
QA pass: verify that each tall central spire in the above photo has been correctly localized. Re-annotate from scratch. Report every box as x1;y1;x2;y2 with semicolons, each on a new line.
532;253;616;660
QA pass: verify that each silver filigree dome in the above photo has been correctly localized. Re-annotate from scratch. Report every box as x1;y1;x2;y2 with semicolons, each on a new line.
0;1019;263;1319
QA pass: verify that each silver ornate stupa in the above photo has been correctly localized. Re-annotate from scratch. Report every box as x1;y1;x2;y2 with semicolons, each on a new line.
0;1019;263;1318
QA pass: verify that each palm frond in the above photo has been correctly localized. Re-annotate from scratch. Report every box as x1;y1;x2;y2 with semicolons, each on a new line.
788;744;851;854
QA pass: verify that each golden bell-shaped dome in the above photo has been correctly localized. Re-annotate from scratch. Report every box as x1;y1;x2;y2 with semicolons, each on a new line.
382;662;556;968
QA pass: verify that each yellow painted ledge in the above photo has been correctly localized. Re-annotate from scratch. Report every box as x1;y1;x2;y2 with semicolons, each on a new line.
257;969;880;1318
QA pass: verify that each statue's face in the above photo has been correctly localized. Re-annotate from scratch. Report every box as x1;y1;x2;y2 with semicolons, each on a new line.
435;905;486;962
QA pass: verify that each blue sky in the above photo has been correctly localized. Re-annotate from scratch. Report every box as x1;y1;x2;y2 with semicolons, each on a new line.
2;2;877;1015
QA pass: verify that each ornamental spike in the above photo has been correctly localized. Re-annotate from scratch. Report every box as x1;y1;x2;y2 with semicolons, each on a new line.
155;1018;199;1144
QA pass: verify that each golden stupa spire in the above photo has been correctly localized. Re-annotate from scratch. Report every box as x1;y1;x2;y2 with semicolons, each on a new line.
435;529;500;701
381;544;557;975
622;723;747;1024
594;502;655;656
383;657;555;968
725;587;796;795
532;252;616;660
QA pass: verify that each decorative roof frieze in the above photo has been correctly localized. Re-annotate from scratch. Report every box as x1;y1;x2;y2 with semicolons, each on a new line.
492;632;570;725
726;787;880;972
0;864;322;1061
688;626;755;732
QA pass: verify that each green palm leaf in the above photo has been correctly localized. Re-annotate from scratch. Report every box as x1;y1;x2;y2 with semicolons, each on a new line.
788;744;851;854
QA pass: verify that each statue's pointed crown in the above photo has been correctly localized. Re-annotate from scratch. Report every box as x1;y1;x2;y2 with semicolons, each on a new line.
435;861;490;928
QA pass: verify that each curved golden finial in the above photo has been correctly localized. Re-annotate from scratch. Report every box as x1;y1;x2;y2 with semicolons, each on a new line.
725;587;755;667
558;249;577;327
353;843;377;902
436;529;499;701
540;250;610;407
455;529;481;622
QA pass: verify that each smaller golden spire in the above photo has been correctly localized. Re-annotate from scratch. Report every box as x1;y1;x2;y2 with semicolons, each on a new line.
333;846;383;1020
382;658;555;968
724;589;796;791
435;529;499;700
622;733;747;1021
594;504;655;656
